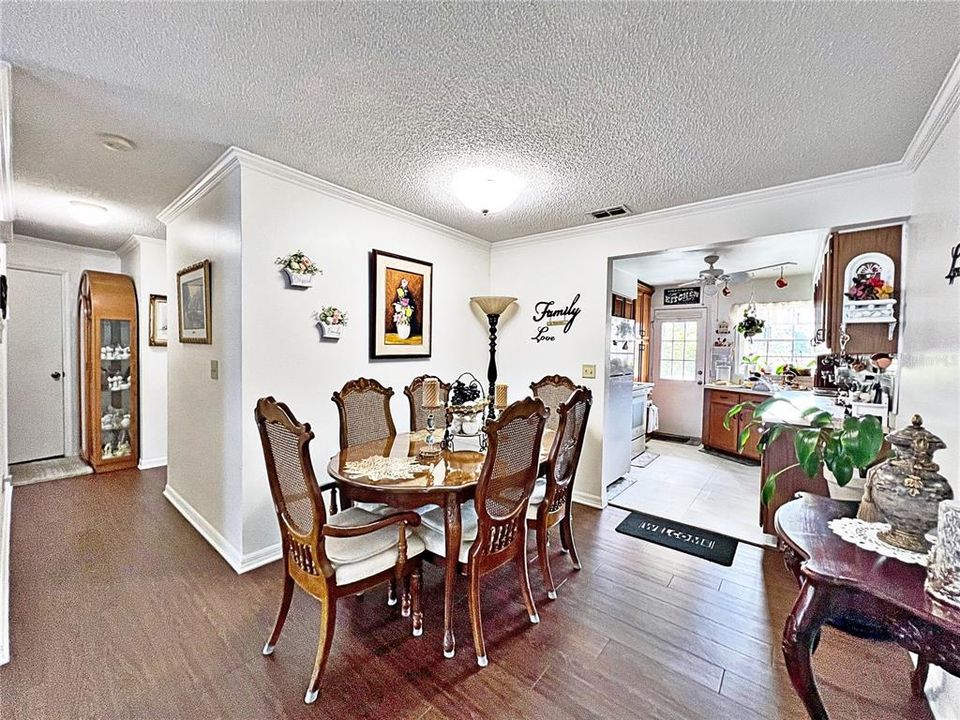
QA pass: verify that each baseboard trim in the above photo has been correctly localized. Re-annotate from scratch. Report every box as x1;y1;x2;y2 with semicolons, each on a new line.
572;489;604;509
162;484;243;573
139;457;167;470
0;482;13;666
239;543;282;573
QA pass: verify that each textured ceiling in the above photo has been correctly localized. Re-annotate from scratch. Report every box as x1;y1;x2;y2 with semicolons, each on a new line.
2;2;959;250
614;230;825;286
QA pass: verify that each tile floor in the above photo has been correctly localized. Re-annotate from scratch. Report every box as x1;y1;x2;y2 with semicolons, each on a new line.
609;439;777;548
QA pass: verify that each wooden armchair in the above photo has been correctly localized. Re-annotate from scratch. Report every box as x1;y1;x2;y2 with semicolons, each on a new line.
255;396;424;704
403;374;451;432
530;374;577;431
415;397;548;666
527;387;592;599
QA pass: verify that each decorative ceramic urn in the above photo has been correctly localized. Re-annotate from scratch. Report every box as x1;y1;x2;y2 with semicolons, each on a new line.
871;415;952;552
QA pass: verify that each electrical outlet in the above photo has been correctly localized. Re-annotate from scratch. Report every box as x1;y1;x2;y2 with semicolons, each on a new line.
581;364;596;379
210;360;219;380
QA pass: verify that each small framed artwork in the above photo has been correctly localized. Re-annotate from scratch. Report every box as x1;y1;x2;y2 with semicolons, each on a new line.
148;294;168;346
369;249;433;359
177;259;212;344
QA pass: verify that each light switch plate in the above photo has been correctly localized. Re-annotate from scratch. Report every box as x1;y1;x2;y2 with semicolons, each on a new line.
581;364;596;379
210;360;219;380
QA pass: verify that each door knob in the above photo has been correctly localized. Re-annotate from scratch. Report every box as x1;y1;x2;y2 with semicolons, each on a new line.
50;371;62;380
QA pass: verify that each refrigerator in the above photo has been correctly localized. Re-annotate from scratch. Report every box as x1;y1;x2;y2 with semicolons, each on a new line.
604;317;636;486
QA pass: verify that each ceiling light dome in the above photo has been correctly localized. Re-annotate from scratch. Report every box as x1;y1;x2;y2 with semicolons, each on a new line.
69;200;109;226
452;168;524;216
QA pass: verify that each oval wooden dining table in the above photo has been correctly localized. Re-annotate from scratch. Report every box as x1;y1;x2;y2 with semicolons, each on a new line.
327;429;554;659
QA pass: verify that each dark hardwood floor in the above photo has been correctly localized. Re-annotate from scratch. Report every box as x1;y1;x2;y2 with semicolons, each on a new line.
2;468;932;719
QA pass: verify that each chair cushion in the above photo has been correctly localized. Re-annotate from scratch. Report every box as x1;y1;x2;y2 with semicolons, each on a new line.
366;503;438;517
418;500;479;542
414;524;473;564
334;534;425;586
324;507;417;564
530;478;547;506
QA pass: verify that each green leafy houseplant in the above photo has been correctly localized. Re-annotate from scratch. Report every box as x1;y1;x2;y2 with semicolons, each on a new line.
736;308;765;338
724;397;886;505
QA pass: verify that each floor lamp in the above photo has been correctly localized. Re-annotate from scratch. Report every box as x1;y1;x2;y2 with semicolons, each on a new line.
470;296;517;421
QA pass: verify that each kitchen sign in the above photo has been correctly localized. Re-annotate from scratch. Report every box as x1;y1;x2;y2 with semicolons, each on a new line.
663;287;702;305
531;293;581;343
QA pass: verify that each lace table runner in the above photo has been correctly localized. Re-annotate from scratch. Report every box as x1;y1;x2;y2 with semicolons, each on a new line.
343;455;430;482
828;517;929;567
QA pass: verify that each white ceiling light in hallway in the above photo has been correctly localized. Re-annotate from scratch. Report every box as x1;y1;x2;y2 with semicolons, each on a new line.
452;168;525;215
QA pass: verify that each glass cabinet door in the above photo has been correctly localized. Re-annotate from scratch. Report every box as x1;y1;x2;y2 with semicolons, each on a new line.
99;319;133;460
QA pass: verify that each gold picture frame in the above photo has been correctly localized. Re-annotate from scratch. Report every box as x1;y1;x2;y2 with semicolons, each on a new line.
176;259;212;344
148;293;168;346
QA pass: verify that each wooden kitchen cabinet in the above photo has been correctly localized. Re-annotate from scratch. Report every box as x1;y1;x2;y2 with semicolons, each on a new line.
611;293;635;320
701;388;761;462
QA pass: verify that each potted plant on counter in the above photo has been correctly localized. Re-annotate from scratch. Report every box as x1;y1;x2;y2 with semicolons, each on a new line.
276;250;322;287
315;306;348;339
724;397;885;505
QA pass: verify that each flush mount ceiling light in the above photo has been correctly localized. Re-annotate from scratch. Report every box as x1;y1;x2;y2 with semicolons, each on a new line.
97;133;137;152
451;168;524;216
69;200;109;226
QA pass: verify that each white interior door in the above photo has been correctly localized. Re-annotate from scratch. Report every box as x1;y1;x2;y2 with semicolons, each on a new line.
650;307;707;438
8;268;66;463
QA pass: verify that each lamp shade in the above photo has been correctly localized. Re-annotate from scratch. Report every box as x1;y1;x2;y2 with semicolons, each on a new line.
471;295;517;316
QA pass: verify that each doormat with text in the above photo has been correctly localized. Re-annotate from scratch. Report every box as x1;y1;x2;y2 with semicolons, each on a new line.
615;511;739;566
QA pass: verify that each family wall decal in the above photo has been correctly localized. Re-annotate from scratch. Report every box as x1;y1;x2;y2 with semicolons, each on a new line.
531;293;581;343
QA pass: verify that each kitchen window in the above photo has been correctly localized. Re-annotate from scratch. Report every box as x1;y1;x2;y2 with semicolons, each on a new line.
658;320;699;381
732;301;820;369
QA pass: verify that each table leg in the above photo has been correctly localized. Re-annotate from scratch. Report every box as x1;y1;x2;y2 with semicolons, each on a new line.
443;494;462;659
782;581;831;720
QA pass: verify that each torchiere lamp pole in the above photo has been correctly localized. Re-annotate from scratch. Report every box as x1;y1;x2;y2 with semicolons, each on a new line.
470;296;517;421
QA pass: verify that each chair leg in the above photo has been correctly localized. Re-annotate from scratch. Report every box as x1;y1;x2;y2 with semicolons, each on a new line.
328;487;339;515
560;513;581;571
401;573;412;618
536;524;558;600
468;570;487;667
411;568;423;637
387;578;398;606
304;598;337;704
262;571;294;655
516;549;540;625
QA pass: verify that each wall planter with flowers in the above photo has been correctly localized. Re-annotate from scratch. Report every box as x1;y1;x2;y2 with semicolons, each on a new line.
276;250;322;288
842;252;897;340
315;306;348;340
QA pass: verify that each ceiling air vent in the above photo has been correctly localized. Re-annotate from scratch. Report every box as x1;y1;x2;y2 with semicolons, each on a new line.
588;204;631;221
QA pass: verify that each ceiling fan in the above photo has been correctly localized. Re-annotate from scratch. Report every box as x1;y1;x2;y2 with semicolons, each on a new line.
678;254;798;292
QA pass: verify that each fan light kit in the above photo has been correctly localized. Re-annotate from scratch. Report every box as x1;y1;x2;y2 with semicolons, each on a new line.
678;254;798;291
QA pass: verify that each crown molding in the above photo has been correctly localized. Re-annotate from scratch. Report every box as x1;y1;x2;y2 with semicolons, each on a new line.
492;161;911;251
158;146;489;251
902;51;960;172
116;233;165;258
157;148;240;224
0;61;14;224
229;147;489;251
11;233;122;259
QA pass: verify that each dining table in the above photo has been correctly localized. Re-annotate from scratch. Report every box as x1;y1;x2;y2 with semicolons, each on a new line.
327;428;555;659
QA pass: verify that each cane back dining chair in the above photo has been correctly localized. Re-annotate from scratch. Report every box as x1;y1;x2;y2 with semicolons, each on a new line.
255;396;424;704
530;374;577;431
414;397;549;667
527;386;592;599
404;374;452;432
332;377;398;449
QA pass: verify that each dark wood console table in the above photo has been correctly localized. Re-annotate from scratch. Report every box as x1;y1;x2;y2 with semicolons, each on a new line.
775;493;960;720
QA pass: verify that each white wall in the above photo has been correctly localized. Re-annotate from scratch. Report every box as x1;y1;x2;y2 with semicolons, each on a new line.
119;236;168;469
491;169;912;506
163;165;244;559
901;101;960;715
7;235;121;456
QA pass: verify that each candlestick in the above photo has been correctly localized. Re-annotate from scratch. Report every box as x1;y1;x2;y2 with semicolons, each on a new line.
422;377;441;410
495;383;508;409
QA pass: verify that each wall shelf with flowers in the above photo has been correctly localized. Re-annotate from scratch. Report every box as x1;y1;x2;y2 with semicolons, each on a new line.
315;306;347;340
276;250;322;288
842;252;897;340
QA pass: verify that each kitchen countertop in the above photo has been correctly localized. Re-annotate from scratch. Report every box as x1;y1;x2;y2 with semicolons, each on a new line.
704;384;842;425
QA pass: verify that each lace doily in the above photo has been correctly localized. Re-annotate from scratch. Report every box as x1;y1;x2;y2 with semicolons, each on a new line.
828;517;929;567
343;455;430;481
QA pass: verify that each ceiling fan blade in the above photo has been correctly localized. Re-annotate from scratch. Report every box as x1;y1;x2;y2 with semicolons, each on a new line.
733;260;799;275
676;279;703;287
